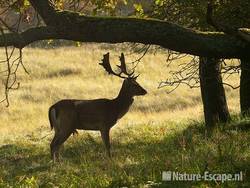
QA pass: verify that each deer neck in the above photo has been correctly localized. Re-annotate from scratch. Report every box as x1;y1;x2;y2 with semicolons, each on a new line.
114;86;134;119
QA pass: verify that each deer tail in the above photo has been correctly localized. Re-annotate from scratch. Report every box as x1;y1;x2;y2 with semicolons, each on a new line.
49;106;57;130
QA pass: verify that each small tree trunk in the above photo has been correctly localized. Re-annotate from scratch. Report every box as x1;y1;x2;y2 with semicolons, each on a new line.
199;57;230;129
240;58;250;116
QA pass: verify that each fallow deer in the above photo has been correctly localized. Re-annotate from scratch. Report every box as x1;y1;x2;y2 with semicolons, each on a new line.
49;53;147;161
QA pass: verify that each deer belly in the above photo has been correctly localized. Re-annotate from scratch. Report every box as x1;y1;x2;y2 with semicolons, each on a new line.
76;115;105;130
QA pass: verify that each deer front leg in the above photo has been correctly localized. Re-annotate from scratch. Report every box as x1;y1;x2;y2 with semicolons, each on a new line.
101;129;111;157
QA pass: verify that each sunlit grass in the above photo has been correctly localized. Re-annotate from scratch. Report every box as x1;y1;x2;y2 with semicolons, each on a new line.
0;44;240;138
0;44;248;187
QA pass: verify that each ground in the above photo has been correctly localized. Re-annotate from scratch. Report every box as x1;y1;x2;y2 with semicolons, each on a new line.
0;44;249;187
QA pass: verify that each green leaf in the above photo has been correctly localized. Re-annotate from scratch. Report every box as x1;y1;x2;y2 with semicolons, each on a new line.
76;41;81;47
155;0;164;6
23;0;30;7
133;3;144;16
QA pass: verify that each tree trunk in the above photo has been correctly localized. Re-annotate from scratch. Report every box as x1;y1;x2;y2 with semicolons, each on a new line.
240;58;250;116
199;57;230;129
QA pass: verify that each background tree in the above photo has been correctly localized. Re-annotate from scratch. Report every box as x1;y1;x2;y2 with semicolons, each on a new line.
206;0;250;116
141;0;249;127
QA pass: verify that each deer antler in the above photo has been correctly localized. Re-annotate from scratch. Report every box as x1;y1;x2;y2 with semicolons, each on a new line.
99;53;137;79
117;53;135;77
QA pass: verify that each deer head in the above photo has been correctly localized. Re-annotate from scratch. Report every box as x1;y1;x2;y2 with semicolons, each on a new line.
99;53;147;97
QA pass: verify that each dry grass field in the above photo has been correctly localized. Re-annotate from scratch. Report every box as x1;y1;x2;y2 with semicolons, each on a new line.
0;44;249;187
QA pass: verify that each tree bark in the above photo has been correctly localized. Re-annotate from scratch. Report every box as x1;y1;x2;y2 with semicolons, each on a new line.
199;57;230;129
240;58;250;115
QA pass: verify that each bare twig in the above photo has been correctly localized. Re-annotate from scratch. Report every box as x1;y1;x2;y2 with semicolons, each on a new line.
158;51;241;93
0;36;26;106
159;55;200;93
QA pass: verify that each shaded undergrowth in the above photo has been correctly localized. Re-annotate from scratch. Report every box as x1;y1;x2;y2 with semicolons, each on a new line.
0;117;249;187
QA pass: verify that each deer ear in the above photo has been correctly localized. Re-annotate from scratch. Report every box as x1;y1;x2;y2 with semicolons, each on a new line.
133;74;140;80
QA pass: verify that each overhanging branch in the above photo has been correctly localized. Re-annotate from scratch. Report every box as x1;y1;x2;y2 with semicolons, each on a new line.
0;26;58;48
0;13;249;58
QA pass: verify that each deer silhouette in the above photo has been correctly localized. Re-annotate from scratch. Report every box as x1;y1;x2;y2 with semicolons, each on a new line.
49;53;147;162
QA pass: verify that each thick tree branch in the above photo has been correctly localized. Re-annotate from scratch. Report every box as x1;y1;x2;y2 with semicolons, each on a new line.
206;1;250;44
0;10;249;58
238;28;250;42
29;0;58;25
206;1;236;35
0;27;58;48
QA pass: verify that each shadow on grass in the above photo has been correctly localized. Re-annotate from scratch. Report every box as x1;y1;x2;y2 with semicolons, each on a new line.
62;119;250;187
0;144;51;182
0;119;249;187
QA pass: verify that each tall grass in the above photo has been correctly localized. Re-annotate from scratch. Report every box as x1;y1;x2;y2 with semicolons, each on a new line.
0;44;248;187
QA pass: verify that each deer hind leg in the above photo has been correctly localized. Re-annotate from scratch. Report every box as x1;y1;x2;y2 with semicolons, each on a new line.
51;136;62;162
101;129;111;157
50;131;72;162
50;110;77;162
